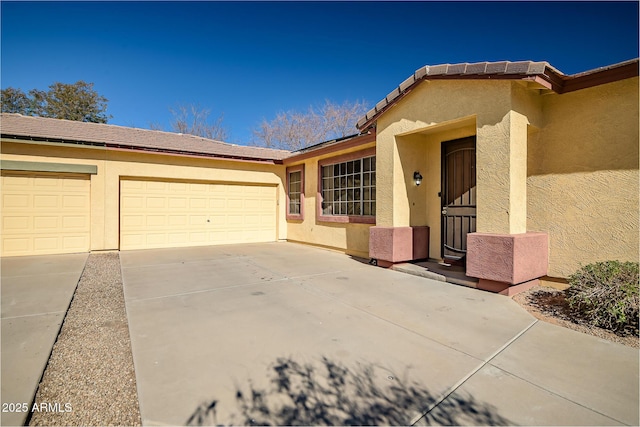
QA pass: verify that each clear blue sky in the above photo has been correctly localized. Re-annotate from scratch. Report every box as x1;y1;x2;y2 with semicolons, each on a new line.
2;1;638;144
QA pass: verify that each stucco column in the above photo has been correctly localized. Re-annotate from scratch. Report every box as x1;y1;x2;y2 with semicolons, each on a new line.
369;129;429;265
374;129;395;227
475;111;527;234
468;111;548;294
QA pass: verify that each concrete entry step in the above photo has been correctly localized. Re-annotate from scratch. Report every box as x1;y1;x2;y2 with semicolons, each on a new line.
392;261;479;288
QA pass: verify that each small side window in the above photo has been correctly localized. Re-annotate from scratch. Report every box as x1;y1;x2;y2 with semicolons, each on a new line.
286;165;304;220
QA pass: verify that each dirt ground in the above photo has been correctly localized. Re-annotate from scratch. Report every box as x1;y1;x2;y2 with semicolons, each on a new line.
512;286;639;349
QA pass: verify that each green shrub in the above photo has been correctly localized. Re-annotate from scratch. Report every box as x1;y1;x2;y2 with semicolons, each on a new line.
566;261;639;335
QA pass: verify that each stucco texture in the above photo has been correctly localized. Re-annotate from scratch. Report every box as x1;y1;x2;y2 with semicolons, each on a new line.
527;77;640;277
375;80;521;259
285;142;376;258
374;76;638;278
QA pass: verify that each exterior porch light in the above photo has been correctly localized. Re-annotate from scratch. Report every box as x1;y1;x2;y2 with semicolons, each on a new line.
413;171;423;186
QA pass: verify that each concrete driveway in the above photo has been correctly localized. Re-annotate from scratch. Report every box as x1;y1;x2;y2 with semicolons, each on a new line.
122;242;639;426
1;253;88;427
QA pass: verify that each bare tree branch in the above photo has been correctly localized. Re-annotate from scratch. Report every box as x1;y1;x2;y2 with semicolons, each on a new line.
167;103;229;141
252;99;369;150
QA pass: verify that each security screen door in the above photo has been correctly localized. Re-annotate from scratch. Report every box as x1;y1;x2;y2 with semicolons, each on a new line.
441;136;476;260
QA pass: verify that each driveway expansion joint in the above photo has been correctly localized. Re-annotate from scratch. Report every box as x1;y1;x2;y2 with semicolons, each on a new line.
409;319;539;424
124;276;291;303
1;310;67;320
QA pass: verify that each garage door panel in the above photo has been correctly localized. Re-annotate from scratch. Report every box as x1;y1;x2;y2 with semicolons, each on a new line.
3;238;30;253
122;180;143;190
3;216;29;231
209;231;226;243
34;236;60;251
146;233;167;245
4;194;30;208
189;198;207;209
34;195;58;208
168;215;187;226
33;178;58;188
146;197;166;209
122;215;144;228
169;197;187;208
188;232;206;243
146;181;168;191
120;180;277;250
62;195;88;208
169;232;189;244
62;216;89;229
122;195;144;209
169;182;187;192
34;216;59;230
1;172;91;256
121;234;144;247
244;215;260;225
62;235;89;250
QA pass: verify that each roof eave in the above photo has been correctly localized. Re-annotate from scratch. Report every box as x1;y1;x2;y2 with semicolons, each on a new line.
1;134;285;165
357;73;552;132
357;59;639;132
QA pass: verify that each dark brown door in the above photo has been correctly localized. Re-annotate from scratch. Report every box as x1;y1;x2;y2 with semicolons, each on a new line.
441;136;476;260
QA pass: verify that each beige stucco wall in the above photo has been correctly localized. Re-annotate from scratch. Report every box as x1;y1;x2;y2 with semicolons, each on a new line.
375;76;639;274
527;77;639;277
376;80;518;231
1;140;287;251
376;79;522;259
285;142;376;258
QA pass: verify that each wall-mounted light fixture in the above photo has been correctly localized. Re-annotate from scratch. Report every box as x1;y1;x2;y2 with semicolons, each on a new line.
413;171;423;186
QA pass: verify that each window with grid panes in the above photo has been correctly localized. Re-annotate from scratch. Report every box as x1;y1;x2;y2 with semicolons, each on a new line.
321;156;375;216
288;170;302;215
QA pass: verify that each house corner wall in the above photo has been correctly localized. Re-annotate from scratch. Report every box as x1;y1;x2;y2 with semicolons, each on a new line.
527;77;640;277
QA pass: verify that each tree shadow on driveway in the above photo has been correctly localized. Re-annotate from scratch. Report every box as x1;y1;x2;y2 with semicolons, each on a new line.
186;356;511;426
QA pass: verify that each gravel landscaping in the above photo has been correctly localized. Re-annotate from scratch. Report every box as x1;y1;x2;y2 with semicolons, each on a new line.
513;285;639;348
28;253;141;426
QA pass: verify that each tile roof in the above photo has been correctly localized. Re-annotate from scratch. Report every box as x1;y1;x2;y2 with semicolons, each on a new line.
357;59;639;131
0;113;291;162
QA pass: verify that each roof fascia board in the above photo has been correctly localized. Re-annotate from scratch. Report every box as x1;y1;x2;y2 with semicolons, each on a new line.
561;61;639;93
283;133;376;164
1;136;283;165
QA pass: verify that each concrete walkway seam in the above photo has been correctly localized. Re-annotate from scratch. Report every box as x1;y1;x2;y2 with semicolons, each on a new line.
2;310;68;320
0;270;84;279
409;319;539;425
244;257;367;281
119;255;250;270
125;277;292;303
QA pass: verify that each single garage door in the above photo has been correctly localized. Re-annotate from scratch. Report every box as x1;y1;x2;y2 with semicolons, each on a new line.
120;179;277;250
1;171;91;256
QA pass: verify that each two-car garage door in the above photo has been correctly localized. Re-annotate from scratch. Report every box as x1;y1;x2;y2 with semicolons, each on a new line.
1;173;278;256
119;179;277;251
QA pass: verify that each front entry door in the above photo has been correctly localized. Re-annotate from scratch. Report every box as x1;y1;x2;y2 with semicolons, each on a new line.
441;136;476;260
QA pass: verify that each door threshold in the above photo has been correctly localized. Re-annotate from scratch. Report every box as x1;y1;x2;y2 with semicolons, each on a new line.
407;260;478;288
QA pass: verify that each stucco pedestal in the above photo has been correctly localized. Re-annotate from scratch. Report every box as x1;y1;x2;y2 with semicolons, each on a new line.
369;226;429;267
467;232;548;295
